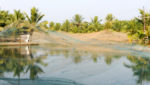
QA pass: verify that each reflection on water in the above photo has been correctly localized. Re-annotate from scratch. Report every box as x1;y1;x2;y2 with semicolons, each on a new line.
0;44;150;85
0;46;47;80
125;56;150;85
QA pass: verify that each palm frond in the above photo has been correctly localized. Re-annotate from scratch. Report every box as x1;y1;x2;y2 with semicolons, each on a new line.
24;12;31;23
37;14;44;23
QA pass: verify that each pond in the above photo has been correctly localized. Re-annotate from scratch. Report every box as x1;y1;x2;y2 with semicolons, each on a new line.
0;43;150;85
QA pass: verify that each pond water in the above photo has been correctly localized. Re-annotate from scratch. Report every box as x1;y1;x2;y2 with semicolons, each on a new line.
0;44;150;85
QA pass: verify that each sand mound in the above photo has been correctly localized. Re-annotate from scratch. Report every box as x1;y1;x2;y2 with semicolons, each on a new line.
64;30;128;43
31;31;150;55
31;30;128;45
31;32;70;45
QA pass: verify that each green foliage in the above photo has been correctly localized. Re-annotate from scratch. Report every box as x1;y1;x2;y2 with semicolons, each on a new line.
13;10;25;21
127;9;150;44
25;7;44;25
54;23;61;31
104;14;114;29
112;20;128;32
89;16;103;32
0;47;46;80
49;15;103;33
106;14;114;22
49;21;55;30
61;20;70;32
39;21;49;29
0;10;13;27
125;56;150;84
72;14;84;25
0;7;150;44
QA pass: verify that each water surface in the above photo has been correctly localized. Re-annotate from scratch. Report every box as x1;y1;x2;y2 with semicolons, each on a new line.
0;44;150;85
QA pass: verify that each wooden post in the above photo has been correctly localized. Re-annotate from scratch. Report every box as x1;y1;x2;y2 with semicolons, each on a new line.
20;30;21;46
143;7;146;33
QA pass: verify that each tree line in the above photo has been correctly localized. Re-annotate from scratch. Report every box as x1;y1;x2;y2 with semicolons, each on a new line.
0;7;150;44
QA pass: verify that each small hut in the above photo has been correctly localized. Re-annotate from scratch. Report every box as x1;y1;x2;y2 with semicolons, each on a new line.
20;27;31;43
0;26;33;43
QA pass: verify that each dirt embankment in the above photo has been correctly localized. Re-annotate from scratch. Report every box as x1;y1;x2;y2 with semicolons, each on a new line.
31;30;150;54
65;30;128;43
31;30;129;45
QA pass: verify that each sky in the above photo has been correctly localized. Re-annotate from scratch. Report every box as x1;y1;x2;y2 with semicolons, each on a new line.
0;0;150;22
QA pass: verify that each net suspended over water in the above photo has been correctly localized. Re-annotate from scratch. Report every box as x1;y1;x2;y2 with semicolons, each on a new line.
0;26;42;42
46;30;150;57
0;28;20;37
0;77;83;85
0;27;150;57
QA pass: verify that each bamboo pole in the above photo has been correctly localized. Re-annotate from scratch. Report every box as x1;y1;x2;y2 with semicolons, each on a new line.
143;7;146;33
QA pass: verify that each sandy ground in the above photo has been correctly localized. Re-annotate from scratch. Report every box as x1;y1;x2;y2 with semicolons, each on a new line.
66;30;128;43
32;30;129;45
26;30;150;56
31;32;70;45
31;30;131;54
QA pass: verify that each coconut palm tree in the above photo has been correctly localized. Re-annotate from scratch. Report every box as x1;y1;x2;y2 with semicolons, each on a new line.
72;14;84;27
54;23;61;31
0;10;12;27
13;10;25;21
106;14;114;22
90;16;102;32
136;9;150;44
91;16;100;24
39;21;49;29
104;14;114;29
49;21;55;30
61;19;70;32
25;7;44;25
5;10;26;28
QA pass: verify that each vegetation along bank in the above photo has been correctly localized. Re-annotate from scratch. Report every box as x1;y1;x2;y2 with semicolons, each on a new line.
0;7;150;44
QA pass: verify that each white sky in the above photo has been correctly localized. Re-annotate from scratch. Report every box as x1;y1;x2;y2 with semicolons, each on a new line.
0;0;150;22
